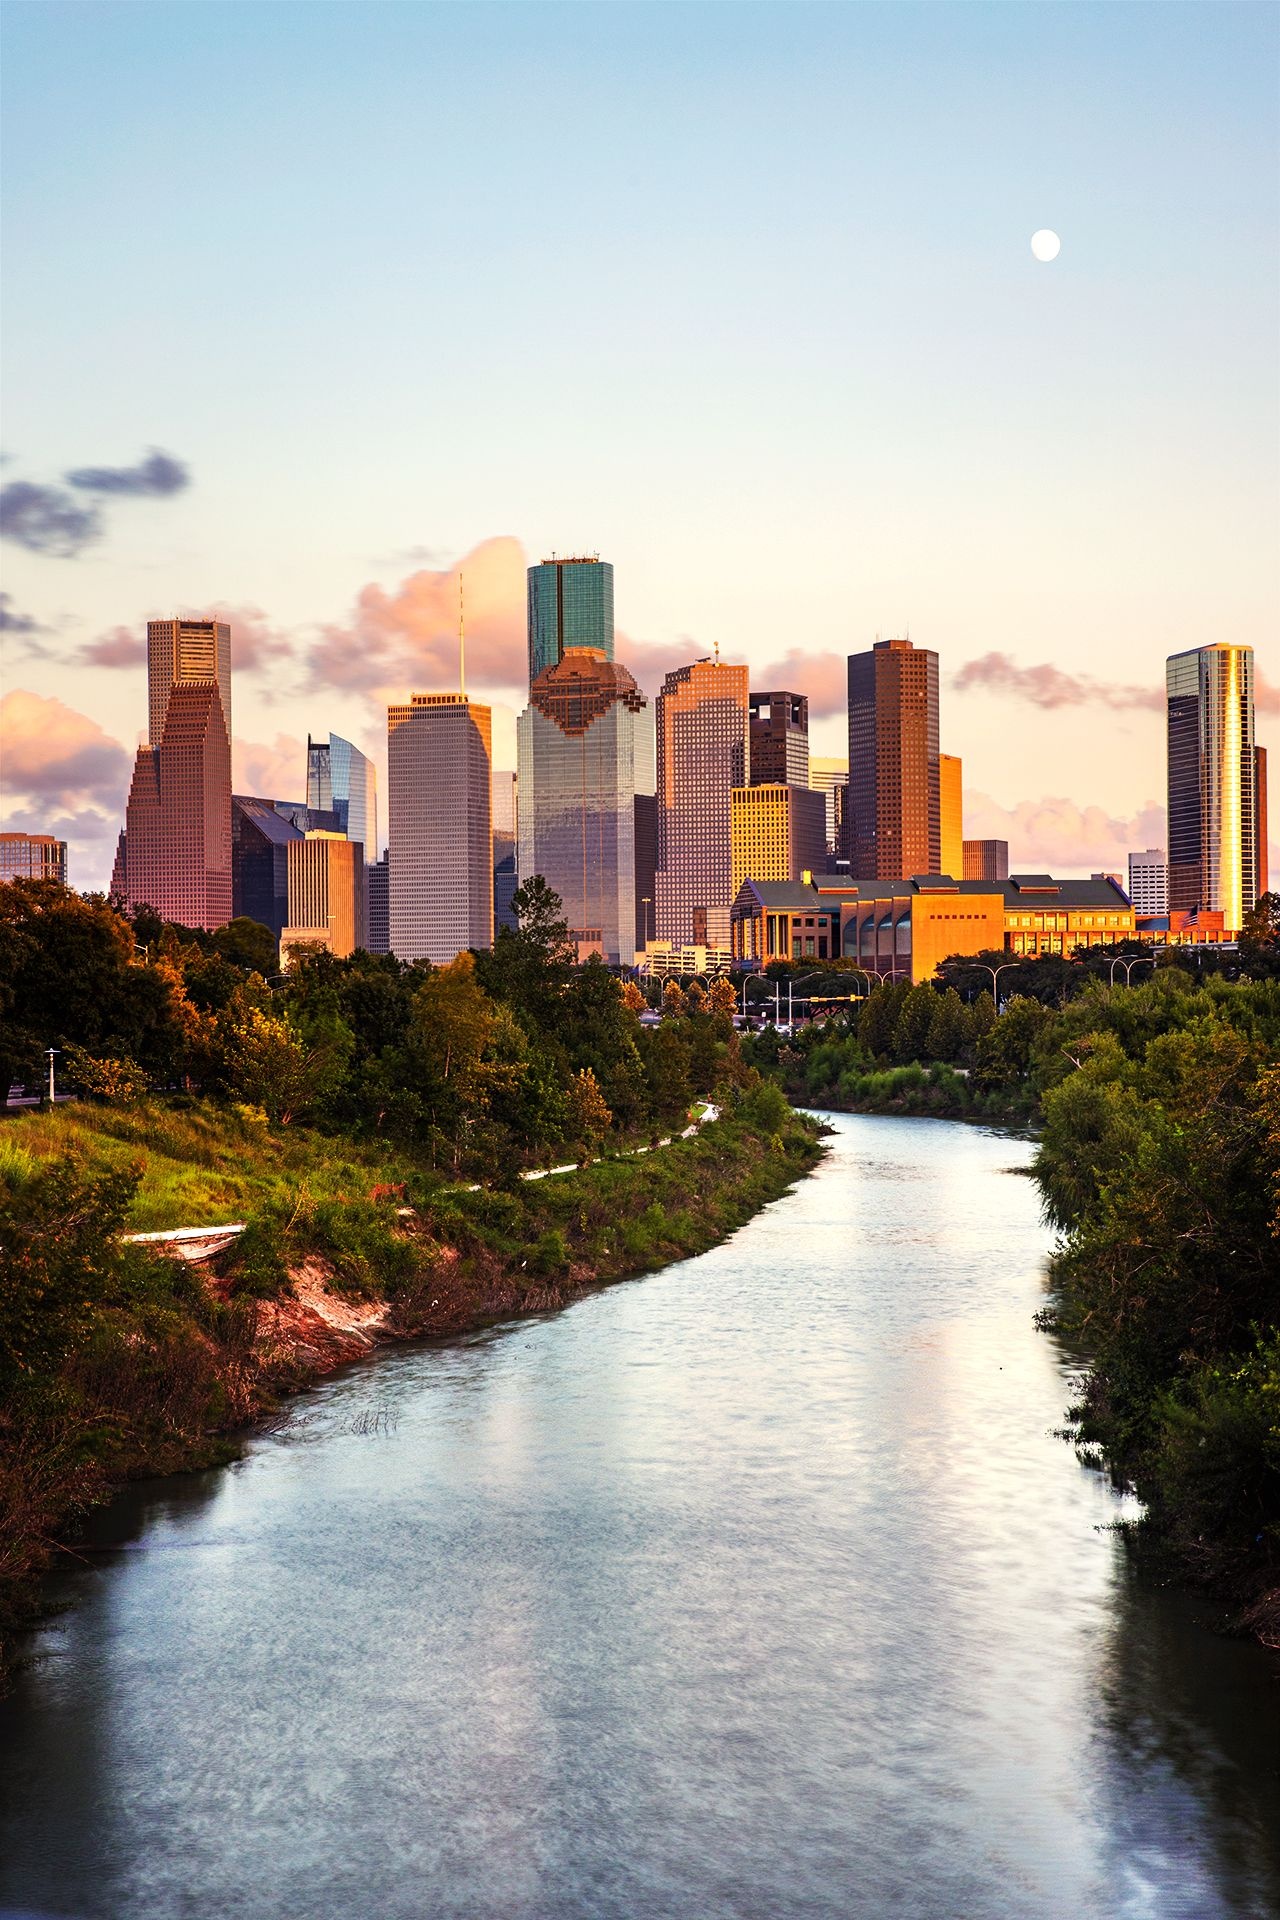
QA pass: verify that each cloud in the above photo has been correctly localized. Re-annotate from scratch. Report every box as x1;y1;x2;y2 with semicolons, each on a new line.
304;537;530;705
78;625;148;668
0;688;131;814
0;592;46;635
952;651;1163;712
233;732;308;801
964;789;1168;876
755;647;849;717
0;481;101;556
65;448;189;497
202;604;294;673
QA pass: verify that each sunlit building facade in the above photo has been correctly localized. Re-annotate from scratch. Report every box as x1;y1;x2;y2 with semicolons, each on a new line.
307;732;378;862
517;649;650;965
730;783;828;899
0;832;67;886
847;638;940;880
124;681;233;929
527;556;614;683
963;839;1009;882
749;691;809;787
147;618;231;750
938;752;963;877
387;693;493;963
1126;849;1168;916
1166;643;1258;929
282;831;367;960
809;757;848;859
654;658;749;948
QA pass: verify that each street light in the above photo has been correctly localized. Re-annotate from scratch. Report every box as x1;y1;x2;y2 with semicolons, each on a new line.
977;961;1020;1009
1109;954;1151;987
45;1047;60;1105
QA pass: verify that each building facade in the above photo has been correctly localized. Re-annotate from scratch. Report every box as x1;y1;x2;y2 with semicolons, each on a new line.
147;618;231;750
526;557;614;684
963;839;1009;882
0;832;67;886
846;638;940;880
730;783;828;898
124;681;233;929
307;732;378;862
231;795;303;936
1257;745;1269;900
387;693;493;963
517;649;650;966
367;854;390;955
1126;849;1168;916
654;658;749;949
491;770;519;935
634;792;657;951
748;691;809;787
1166;643;1258;928
938;752;963;877
282;831;367;960
809;756;848;859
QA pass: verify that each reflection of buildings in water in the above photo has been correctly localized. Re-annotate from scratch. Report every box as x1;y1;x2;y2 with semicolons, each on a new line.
1091;1559;1280;1911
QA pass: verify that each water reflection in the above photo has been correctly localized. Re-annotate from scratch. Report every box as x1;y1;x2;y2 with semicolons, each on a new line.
1;1114;1277;1920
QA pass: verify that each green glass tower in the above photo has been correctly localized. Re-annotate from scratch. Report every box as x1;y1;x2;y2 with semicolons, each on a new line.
527;556;614;684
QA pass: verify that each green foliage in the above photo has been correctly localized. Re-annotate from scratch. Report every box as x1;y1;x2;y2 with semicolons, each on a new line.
62;1045;151;1104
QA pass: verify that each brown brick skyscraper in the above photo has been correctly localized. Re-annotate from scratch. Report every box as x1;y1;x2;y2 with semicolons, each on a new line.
654;657;749;948
124;681;232;928
846;638;940;880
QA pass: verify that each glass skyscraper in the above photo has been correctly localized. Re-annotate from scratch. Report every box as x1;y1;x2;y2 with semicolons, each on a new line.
387;693;493;963
1166;644;1258;928
527;557;614;683
307;732;378;862
517;649;651;965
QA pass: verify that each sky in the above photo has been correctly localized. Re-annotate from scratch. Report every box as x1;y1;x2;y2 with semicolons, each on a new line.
1;0;1277;890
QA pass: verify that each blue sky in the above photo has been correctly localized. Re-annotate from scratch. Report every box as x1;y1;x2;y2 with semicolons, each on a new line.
2;0;1276;886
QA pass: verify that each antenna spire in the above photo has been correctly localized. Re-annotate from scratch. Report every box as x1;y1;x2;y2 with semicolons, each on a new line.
458;574;466;700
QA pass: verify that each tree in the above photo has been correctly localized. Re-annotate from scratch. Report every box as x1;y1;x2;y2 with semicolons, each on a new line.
1240;892;1280;980
218;994;340;1124
706;976;739;1023
663;979;689;1017
210;916;279;976
621;979;647;1016
413;953;495;1081
858;980;907;1059
565;1067;613;1159
892;983;937;1063
62;1046;151;1104
925;986;970;1062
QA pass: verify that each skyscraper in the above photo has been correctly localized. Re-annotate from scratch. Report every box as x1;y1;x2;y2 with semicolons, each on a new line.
387;693;493;963
124;682;233;928
654;657;749;948
517;649;650;965
527;557;614;683
492;771;519;936
1257;746;1269;900
809;756;848;859
1127;849;1168;916
1166;644;1258;927
307;732;378;861
963;839;1009;883
846;638;940;880
232;795;303;936
0;832;67;885
147;618;231;750
748;691;809;787
730;784;828;898
938;752;963;877
283;832;368;960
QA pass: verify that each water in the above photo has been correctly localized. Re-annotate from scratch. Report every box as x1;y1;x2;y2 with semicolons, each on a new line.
2;1114;1278;1920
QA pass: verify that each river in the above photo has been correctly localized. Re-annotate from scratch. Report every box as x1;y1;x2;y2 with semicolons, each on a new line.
2;1113;1278;1919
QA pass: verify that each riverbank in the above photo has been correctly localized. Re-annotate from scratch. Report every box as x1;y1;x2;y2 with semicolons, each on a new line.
0;1085;823;1687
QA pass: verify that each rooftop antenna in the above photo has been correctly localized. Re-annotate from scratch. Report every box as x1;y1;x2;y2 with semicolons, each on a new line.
458;574;466;700
714;638;720;663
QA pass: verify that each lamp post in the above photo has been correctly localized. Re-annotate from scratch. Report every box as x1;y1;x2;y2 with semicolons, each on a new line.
641;896;652;951
1109;954;1151;987
978;961;1020;1009
46;1047;59;1105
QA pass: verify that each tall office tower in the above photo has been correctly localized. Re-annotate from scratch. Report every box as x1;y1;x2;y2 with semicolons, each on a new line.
810;757;848;857
634;793;657;950
1257;746;1269;899
527;556;614;683
387;693;493;963
147;618;231;748
846;638;940;880
492;770;519;935
963;839;1010;883
366;854;390;954
231;796;304;937
517;649;650;965
125;682;233;928
1166;644;1258;927
654;657;750;948
282;832;367;959
307;732;378;860
0;832;68;885
938;753;963;877
749;691;808;787
1126;849;1169;916
730;784;827;897
109;831;127;899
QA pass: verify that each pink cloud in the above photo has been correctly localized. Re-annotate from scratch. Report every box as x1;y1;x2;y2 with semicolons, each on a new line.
79;625;147;668
77;606;292;675
0;688;131;813
233;732;308;800
952;651;1163;712
755;647;848;717
964;789;1169;876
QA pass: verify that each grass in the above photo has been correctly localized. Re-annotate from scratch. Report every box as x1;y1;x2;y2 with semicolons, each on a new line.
1;1100;428;1233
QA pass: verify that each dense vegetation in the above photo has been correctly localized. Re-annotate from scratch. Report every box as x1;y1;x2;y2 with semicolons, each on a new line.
750;946;1280;1639
0;877;821;1681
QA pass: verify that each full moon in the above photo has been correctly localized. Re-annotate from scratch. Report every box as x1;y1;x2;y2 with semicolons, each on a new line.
1031;228;1061;262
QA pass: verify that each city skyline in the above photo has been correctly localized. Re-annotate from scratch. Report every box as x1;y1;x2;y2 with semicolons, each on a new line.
1;3;1275;893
